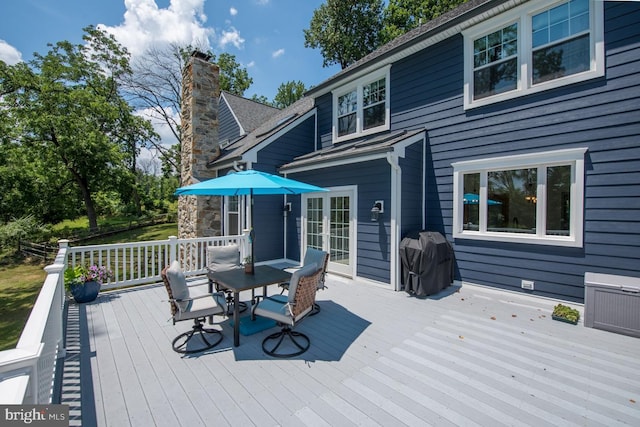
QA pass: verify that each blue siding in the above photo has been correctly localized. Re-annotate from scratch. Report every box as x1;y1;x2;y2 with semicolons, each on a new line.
219;97;241;142
315;92;334;150
290;159;393;284
384;1;640;301
252;116;316;262
400;142;425;236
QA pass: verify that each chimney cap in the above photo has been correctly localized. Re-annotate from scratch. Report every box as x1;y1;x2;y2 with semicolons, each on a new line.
191;50;212;61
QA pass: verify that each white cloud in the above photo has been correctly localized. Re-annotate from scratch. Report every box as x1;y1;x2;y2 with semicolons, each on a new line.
272;48;284;59
230;7;238;16
219;27;245;50
0;40;22;65
256;0;270;5
246;60;255;68
97;0;213;58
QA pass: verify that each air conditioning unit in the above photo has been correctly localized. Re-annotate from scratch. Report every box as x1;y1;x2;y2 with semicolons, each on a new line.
584;272;640;338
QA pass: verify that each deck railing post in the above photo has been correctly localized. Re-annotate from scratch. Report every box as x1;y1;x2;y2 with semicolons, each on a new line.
168;236;178;264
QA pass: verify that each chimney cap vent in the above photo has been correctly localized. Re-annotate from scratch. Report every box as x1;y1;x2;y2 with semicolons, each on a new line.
191;50;212;61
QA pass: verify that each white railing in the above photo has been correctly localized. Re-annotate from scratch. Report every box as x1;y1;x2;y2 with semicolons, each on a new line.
0;244;67;404
0;234;249;404
67;234;250;290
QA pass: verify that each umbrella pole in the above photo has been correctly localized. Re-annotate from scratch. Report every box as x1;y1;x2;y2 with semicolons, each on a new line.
250;189;255;269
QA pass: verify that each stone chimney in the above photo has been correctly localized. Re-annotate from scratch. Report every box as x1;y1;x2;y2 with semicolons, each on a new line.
178;51;222;238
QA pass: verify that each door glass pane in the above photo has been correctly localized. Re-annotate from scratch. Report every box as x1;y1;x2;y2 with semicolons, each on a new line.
306;197;323;250
546;165;571;236
488;168;537;233
330;196;350;265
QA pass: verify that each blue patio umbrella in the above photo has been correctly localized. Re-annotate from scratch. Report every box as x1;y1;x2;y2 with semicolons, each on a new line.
175;170;328;263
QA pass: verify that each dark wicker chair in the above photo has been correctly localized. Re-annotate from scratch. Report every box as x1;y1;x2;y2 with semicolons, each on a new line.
161;261;226;354
252;263;322;358
279;248;329;315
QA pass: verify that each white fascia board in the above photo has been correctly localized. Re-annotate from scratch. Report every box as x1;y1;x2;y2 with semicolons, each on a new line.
309;0;526;98
283;131;426;174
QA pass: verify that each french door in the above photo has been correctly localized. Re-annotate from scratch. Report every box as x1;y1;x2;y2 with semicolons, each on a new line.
303;188;355;277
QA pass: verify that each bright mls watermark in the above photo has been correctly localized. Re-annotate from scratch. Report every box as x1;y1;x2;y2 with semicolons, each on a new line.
1;405;68;426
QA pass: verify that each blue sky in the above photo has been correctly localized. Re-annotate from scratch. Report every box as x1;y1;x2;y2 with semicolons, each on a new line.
0;0;341;101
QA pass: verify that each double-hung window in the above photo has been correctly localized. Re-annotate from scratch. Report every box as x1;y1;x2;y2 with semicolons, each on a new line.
224;195;242;235
452;148;587;247
333;66;390;143
464;0;603;108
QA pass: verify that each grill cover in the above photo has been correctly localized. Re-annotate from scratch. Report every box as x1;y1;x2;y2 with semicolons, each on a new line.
399;231;454;296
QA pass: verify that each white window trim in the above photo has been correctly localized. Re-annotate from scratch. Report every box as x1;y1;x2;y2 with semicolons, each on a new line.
223;195;245;236
332;65;391;143
452;147;587;247
463;0;604;110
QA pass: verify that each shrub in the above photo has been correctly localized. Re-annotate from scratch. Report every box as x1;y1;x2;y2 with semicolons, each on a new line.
0;216;52;249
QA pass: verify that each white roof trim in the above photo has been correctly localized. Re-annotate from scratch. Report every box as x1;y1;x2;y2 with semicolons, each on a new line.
309;0;526;98
282;131;426;174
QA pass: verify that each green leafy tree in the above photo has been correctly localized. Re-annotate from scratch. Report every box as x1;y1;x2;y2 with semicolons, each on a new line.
0;26;157;231
382;0;469;43
304;0;385;69
273;80;306;109
216;52;252;96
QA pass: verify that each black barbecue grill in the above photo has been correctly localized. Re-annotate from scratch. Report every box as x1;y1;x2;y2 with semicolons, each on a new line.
399;230;454;296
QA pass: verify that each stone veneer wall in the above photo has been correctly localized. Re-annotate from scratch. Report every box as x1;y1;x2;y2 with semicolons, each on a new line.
178;53;222;239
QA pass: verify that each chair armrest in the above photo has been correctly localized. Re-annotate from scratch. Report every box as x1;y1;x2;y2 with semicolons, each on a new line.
168;291;222;303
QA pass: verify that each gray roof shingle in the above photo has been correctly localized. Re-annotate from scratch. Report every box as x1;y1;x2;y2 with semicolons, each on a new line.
279;128;426;172
210;96;316;167
221;91;280;134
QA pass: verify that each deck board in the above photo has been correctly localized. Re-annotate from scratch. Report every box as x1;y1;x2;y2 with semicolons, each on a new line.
61;274;640;426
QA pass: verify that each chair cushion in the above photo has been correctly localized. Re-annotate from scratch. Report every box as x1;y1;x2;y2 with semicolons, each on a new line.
166;260;190;312
207;245;240;272
287;262;317;304
303;248;328;289
303;248;326;269
174;293;225;321
253;297;292;325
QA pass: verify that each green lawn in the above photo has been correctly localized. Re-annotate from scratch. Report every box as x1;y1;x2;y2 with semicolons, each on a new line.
0;222;178;351
0;253;47;351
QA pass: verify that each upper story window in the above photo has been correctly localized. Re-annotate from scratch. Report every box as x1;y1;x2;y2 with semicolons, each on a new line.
464;0;603;109
452;148;587;247
473;23;519;100
333;66;390;143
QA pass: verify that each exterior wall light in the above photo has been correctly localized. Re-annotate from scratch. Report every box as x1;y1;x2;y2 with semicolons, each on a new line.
370;200;384;221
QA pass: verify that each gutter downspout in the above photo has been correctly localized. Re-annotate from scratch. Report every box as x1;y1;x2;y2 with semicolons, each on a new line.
387;152;401;291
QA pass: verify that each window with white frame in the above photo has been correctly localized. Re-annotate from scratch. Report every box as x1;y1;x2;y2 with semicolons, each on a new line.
224;195;242;235
464;0;603;109
333;66;390;142
452;148;586;247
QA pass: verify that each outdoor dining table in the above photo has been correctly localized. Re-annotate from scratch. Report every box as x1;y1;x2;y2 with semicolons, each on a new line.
207;265;292;347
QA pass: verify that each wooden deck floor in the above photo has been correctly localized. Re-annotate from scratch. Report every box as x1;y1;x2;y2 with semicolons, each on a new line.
59;274;640;426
